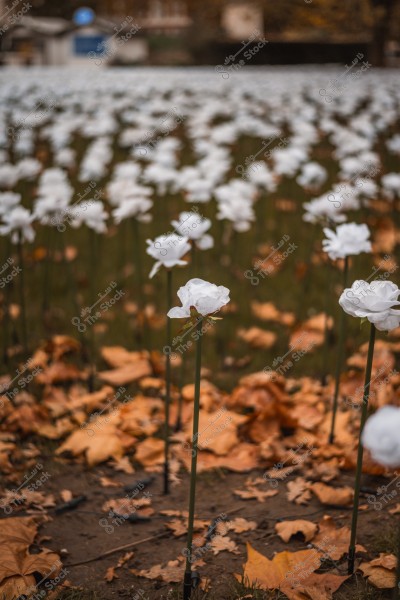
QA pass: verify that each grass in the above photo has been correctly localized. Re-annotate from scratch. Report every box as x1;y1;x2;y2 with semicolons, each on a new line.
371;524;399;556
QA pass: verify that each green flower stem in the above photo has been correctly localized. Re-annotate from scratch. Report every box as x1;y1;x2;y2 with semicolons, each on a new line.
348;322;376;575
163;268;173;495
2;237;11;366
175;351;186;431
17;234;27;354
184;317;203;599
132;218;147;347
321;261;332;384
88;229;97;393
329;255;349;444
395;519;400;600
191;242;196;276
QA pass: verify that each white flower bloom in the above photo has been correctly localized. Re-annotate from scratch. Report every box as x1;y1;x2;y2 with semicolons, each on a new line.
167;278;230;318
362;406;400;468
339;280;400;332
0;205;35;244
0;192;21;217
297;162;327;189
381;173;400;200
171;211;213;250
303;195;346;224
322;223;372;260
216;197;255;232
146;233;190;278
70;200;108;234
112;197;153;224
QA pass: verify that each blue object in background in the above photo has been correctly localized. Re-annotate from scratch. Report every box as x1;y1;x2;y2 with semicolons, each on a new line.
73;7;95;26
74;35;107;56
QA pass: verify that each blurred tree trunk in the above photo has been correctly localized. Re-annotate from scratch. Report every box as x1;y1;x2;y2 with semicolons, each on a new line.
370;0;398;66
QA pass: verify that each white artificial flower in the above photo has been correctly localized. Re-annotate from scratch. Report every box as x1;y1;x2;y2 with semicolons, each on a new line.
0;205;35;244
70;200;108;234
167;278;230;318
34;195;71;226
303;195;347;224
146;233;190;278
216;197;255;232
362;406;400;468
112;197;153;224
322;223;372;260
339;280;400;332
0;192;21;217
297;162;327;189
381;173;400;200
171;211;213;250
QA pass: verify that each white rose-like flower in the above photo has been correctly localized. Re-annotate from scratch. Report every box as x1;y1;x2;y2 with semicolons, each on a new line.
146;233;190;279
339;280;400;332
112;197;153;224
0;205;35;244
362;406;400;468
171;211;213;250
322;223;372;260
70;200;108;234
167;278;230;318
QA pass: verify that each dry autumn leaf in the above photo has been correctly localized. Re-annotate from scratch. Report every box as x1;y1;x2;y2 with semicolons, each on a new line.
311;482;353;506
239;543;349;600
275;519;318;543
359;554;397;589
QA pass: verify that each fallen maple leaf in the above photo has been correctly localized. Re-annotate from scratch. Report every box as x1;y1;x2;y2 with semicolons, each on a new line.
210;535;239;555
359;554;397;589
56;421;135;466
239;543;349;600
287;478;312;505
234;487;278;502
275;519;318;543
132;559;183;583
311;482;353;506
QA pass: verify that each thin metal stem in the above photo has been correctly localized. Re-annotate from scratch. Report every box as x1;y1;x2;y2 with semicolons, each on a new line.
183;317;203;599
348;323;376;574
329;255;349;444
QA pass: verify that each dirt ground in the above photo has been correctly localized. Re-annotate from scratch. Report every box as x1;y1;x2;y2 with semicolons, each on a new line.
26;455;397;600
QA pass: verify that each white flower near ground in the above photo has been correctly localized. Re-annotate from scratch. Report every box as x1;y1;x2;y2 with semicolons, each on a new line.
322;223;372;260
339;280;400;332
146;233;190;279
171;211;213;250
167;278;230;318
0;205;35;243
362;406;400;468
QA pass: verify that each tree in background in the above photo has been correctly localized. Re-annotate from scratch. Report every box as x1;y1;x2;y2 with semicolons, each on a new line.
28;0;400;65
